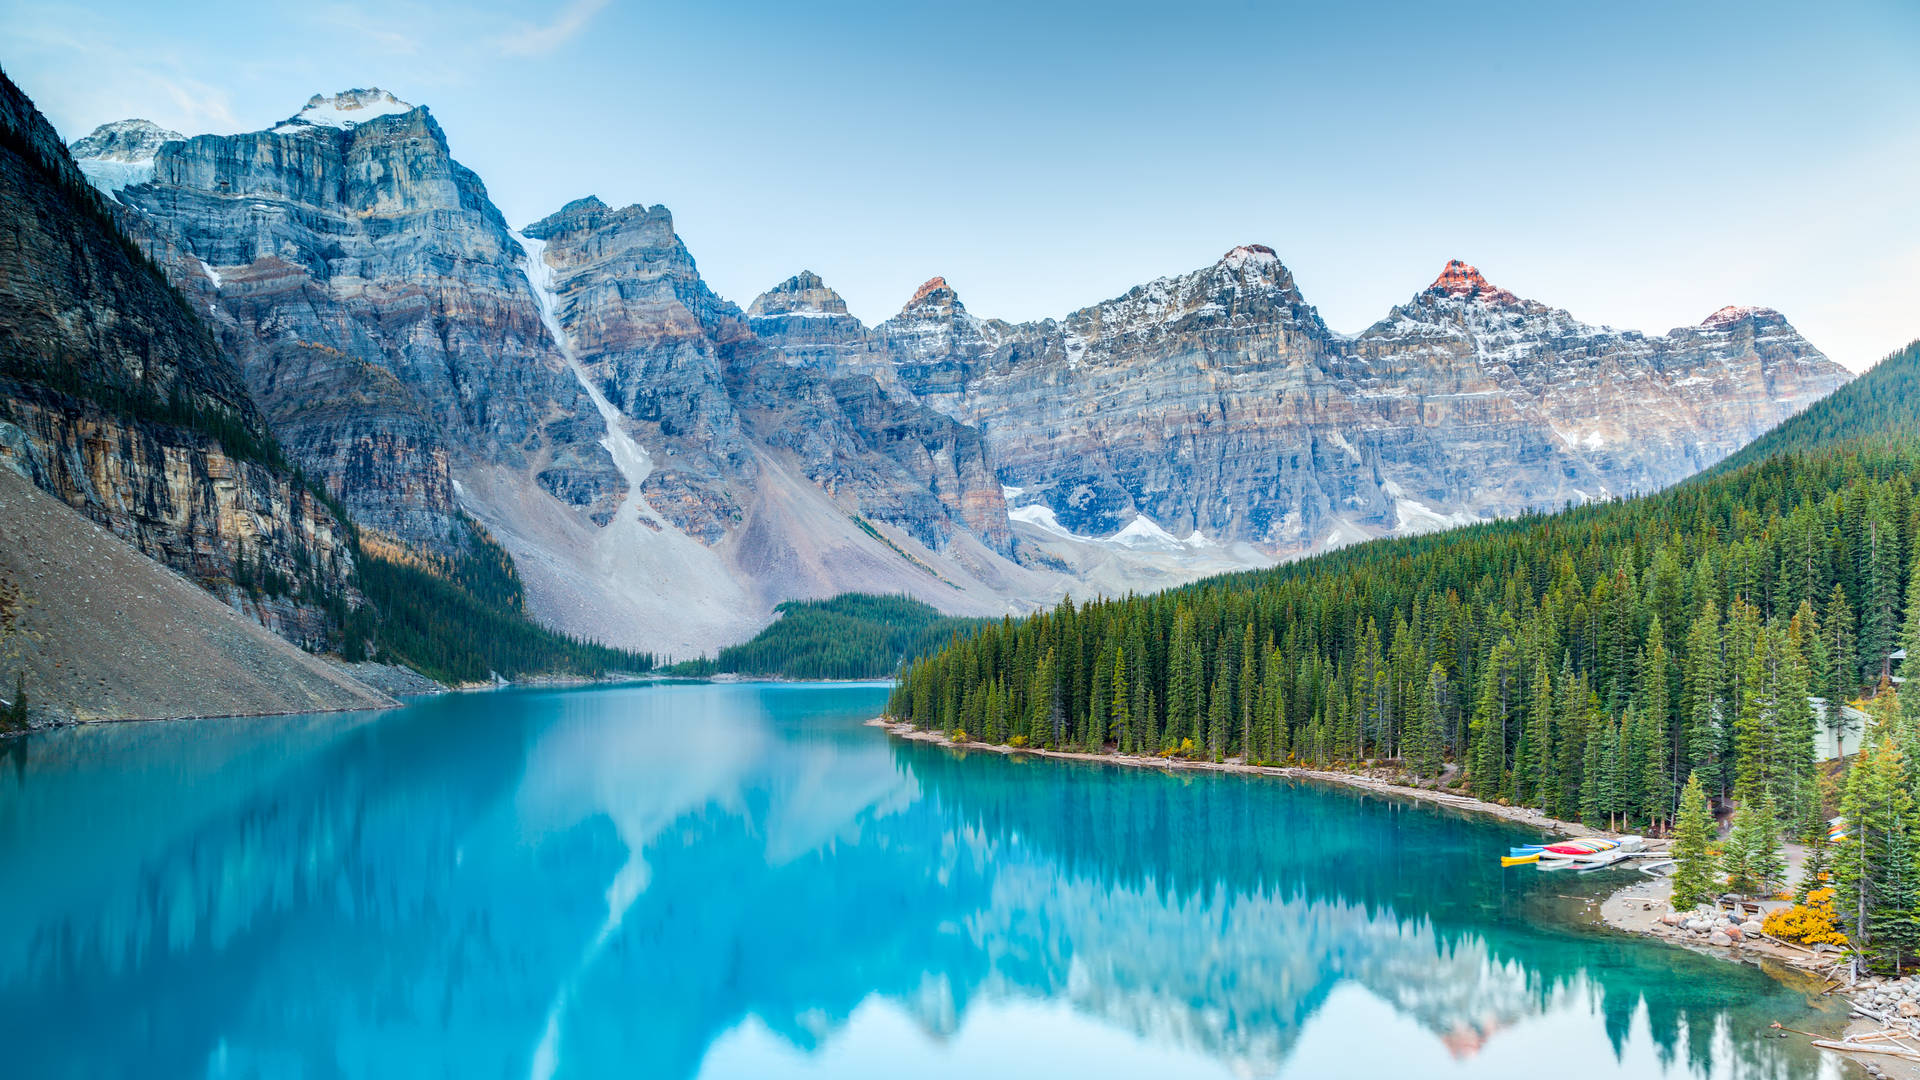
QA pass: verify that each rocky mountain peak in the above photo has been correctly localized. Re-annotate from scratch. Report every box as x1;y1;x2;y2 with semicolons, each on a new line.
70;119;183;161
747;270;851;318
522;196;653;241
1426;259;1519;306
273;88;415;133
908;276;958;307
1220;243;1280;270
69;118;186;193
1701;304;1780;328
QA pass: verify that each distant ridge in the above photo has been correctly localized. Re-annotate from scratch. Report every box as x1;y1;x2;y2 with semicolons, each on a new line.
1707;338;1920;475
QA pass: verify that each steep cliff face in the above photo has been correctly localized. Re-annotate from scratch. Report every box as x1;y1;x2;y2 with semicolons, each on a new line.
0;71;353;645
828;251;1850;557
745;270;898;388
521;196;753;541
71;90;1039;657
493;198;1032;655
60;82;1853;655
83;90;610;553
1344;261;1848;516
522;196;1020;559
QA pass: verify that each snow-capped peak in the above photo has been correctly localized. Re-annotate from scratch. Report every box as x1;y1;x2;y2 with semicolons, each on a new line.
1220;244;1279;270
69;119;185;194
272;89;414;133
70;119;182;161
1700;304;1777;328
1426;259;1519;306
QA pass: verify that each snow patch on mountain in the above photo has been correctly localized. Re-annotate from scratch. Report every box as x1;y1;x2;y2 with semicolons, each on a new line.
1009;503;1214;552
1221;244;1280;270
1110;515;1215;551
272;89;413;133
69;118;183;193
1701;304;1776;328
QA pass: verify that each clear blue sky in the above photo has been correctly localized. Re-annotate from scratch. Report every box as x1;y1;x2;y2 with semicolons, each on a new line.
5;0;1916;369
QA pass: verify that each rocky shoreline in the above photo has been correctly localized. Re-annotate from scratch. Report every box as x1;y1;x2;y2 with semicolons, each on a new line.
870;716;1913;1077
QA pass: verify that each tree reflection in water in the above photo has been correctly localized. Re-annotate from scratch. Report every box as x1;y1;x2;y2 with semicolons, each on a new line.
0;683;1849;1078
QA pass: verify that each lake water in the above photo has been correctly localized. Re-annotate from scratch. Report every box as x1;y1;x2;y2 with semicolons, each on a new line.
0;682;1854;1078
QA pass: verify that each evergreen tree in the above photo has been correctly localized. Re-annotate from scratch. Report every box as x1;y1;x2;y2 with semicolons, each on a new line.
1722;796;1782;897
1511;659;1553;808
1836;740;1919;974
1168;610;1201;751
1872;822;1920;975
1671;773;1718;909
1406;663;1446;778
1472;638;1519;798
1859;499;1904;682
1239;621;1259;759
1826;583;1860;703
1639;704;1669;830
1027;651;1056;746
1580;715;1605;824
1207;670;1229;762
1683;601;1724;798
1777;614;1820;835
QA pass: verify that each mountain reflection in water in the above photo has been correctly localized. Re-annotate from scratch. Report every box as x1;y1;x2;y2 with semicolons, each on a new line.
0;682;1848;1078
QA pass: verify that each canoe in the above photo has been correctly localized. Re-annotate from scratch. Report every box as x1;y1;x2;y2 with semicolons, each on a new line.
1501;853;1541;867
1542;839;1617;856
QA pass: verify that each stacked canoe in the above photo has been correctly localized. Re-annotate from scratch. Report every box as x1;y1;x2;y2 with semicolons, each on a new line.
1501;836;1643;868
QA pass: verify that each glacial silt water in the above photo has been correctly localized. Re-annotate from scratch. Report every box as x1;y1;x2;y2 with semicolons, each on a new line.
0;682;1850;1078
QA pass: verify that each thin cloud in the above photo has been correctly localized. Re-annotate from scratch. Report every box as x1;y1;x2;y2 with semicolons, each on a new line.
150;74;239;130
307;3;422;55
0;8;239;134
498;0;612;57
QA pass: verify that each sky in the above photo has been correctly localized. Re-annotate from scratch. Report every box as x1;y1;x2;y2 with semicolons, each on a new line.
2;0;1916;371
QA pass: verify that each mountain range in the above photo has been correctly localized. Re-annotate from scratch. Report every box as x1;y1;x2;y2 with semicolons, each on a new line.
30;84;1853;660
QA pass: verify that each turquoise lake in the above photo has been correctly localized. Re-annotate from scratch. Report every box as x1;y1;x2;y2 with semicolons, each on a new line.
0;681;1855;1078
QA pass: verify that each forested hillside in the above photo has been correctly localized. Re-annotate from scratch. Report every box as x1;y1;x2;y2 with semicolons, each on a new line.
673;594;988;680
892;342;1920;829
891;339;1920;968
1711;340;1920;473
341;521;654;685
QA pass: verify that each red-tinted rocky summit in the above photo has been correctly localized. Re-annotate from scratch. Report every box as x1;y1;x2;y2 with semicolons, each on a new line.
1427;259;1519;305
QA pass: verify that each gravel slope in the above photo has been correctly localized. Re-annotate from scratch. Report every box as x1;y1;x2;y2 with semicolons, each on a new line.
0;467;393;724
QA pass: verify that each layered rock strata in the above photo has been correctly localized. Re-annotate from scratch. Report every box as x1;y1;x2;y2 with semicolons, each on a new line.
1;72;354;645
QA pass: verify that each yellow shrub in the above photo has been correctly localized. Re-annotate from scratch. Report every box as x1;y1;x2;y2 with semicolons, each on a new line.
951;730;969;744
1761;887;1849;947
1008;735;1029;748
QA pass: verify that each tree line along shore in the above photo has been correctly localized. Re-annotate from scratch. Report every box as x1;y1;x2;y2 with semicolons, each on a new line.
887;341;1920;977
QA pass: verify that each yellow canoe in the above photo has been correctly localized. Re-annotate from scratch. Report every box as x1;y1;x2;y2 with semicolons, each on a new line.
1501;853;1541;867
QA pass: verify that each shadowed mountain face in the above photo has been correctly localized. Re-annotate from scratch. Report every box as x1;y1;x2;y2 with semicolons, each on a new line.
67;87;1850;654
0;684;1846;1078
0;71;355;646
